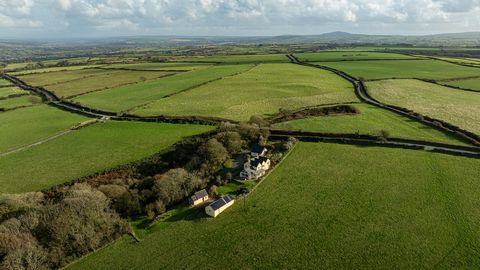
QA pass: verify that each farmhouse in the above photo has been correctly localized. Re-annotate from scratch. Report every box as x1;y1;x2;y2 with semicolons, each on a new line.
189;189;209;206
240;156;271;179
205;195;235;217
251;145;267;157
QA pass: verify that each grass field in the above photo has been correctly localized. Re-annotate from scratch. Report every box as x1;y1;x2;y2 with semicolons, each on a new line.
442;78;480;91
171;54;289;64
317;60;480;80
10;65;103;76
272;104;466;145
367;79;480;135
69;142;480;269
0;95;42;110
103;62;211;70
0;121;213;193
296;51;415;62
0;105;89;154
0;86;24;98
0;79;13;86
133;63;357;121
18;68;113;86
73;64;255;112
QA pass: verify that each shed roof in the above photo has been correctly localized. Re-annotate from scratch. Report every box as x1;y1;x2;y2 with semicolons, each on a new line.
191;189;208;201
209;195;234;211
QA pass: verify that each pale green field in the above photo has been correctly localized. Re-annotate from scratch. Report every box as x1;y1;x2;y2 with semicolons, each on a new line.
297;51;415;62
0;79;13;86
18;68;115;86
69;142;480;269
443;78;480;91
0;95;42;110
10;65;103;75
104;62;211;70
272;104;466;145
0;121;213;193
171;54;289;63
133;63;357;121
0;105;88;153
0;86;24;98
367;79;480;135
317;60;480;80
73;64;255;112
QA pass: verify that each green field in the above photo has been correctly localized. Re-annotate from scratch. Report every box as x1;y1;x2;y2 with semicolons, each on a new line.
103;62;211;70
73;64;255;112
317;60;480;80
0;105;88;154
272;104;466;145
133;63;357;121
18;68;113;86
442;78;480;91
367;79;480;135
0;121;213;193
10;65;103;76
69;142;480;269
0;95;42;110
0;79;13;86
0;86;24;98
171;53;289;64
297;51;415;62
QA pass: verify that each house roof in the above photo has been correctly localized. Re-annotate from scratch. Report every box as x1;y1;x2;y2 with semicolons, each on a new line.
209;195;234;210
250;156;269;168
191;189;208;201
251;145;267;154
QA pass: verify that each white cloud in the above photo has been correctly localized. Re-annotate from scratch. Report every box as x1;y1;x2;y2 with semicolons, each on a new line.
1;0;480;36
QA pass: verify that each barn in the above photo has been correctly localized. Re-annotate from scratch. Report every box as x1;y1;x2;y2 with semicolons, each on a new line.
205;195;235;217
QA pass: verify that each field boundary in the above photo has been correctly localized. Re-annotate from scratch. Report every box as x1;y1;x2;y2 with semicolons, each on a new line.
287;54;480;146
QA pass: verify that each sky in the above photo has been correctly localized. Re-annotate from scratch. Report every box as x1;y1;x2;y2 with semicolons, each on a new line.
0;0;479;39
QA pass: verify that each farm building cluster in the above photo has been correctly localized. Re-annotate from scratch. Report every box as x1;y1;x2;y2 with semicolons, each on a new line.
189;189;235;218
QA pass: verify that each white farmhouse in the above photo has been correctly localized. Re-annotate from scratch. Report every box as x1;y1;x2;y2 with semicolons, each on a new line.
240;156;271;180
205;195;235;217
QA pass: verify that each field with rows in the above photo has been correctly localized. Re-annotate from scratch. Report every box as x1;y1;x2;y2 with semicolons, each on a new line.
133;63;356;120
367;79;480;135
0;121;213;193
69;142;480;269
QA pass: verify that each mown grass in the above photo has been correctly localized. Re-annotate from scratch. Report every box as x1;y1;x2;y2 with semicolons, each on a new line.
73;64;255;112
367;79;480;135
318;60;480;80
0;95;42;110
171;54;289;64
133;63;357;121
18;68;113;86
0;105;89;154
0;86;24;98
442;78;480;91
272;104;467;145
297;51;416;62
0;121;213;193
68;142;480;269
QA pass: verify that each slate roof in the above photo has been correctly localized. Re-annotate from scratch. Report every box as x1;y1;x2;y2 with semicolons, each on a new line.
209;195;234;211
251;145;267;154
250;156;269;168
191;189;208;201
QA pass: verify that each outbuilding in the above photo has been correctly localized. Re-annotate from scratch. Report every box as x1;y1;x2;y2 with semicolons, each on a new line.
205;195;235;217
189;189;209;206
250;145;267;157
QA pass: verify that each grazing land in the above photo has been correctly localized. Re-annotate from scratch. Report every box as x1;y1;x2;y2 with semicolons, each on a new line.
272;104;466;145
18;68;114;86
0;105;89;155
10;65;103;76
69;142;480;269
296;51;415;62
0;121;213;193
0;86;24;98
367;79;480;134
133;63;357;121
103;62;212;70
318;60;480;80
73;64;255;112
170;53;290;64
0;79;13;86
442;78;480;91
0;95;42;110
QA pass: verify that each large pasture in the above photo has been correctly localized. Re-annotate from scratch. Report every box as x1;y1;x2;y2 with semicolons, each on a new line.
442;78;480;91
133;63;357;121
0;121;213;193
69;142;480;269
296;51;415;62
272;104;466;145
318;59;480;80
367;79;480;135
